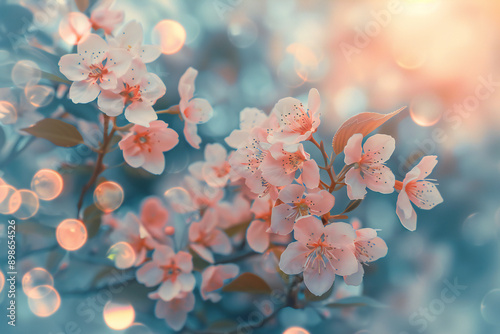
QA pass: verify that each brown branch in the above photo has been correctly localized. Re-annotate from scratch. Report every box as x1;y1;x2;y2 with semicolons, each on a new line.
309;136;336;192
76;115;117;217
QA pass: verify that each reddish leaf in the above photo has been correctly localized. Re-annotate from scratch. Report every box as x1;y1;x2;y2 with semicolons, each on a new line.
222;272;272;294
22;118;84;147
74;0;89;12
332;107;406;154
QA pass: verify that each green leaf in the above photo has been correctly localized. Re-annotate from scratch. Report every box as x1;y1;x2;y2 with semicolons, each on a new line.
326;296;387;308
224;221;250;237
222;272;272;295
156;104;180;114
342;199;363;214
83;204;103;238
21;118;84;147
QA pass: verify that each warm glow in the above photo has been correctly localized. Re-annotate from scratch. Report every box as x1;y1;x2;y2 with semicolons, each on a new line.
59;12;91;45
283;327;310;334
31;169;64;201
94;181;124;213
153;20;186;55
0;101;17;125
27;285;61;317
14;190;40;220
0;270;4;294
103;302;136;330
0;185;22;215
22;267;54;298
410;94;443;127
107;242;136;269
56;219;88;251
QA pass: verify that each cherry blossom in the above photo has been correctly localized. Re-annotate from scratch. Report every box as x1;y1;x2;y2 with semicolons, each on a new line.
119;120;179;175
395;155;444;231
149;290;195;331
97;59;166;126
344;133;396;200
108;20;161;63
344;227;388;286
279;216;358;296
270;184;335;235
246;197;274;253
268;88;321;148
136;245;195;301
189;209;232;263
178;67;213;149
188;143;231;188
89;0;124;35
59;34;132;104
260;142;320;188
139;196;174;243
200;264;239;302
225;107;268;149
108;212;155;267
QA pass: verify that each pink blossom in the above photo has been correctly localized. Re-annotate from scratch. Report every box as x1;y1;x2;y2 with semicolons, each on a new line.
268;88;321;147
260;142;320;188
200;264;239;302
270;184;335;235
119;120;178;174
246;197;273;253
136;245;195;301
279;216;358;296
108;212;154;267
108;21;161;63
139;196;174;244
59;34;132;104
344;133;396;200
97;59;166;126
188;143;231;188
149;291;195;331
178;67;213;149
189;209;232;263
58;12;92;45
395;155;443;231
89;0;124;35
215;193;252;229
344;227;388;286
225;107;267;149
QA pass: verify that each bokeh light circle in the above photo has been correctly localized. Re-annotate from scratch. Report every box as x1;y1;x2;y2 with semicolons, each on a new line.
164;187;194;213
124;323;153;334
107;242;136;269
462;212;495;246
103;301;135;330
94;181;124;213
283;327;310;334
56;219;87;251
11;60;41;88
13;190;39;220
31;169;64;201
27;285;60;317
22;267;54;298
0;185;22;215
25;84;55;107
0;101;17;125
481;289;500;325
152;20;186;55
410;94;443;127
0;270;4;294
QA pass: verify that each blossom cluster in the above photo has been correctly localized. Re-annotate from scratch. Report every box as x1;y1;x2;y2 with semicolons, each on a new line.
11;3;444;331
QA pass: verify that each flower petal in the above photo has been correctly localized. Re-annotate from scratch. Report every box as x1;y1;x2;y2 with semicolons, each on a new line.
279;241;309;275
69;79;100;103
344;133;363;165
303;262;335;296
246;220;270;253
345;168;367;200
